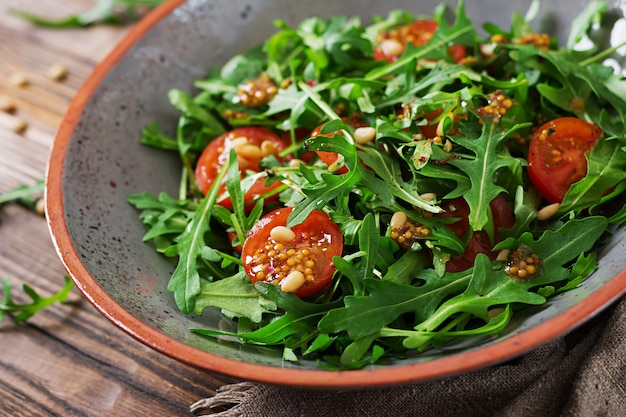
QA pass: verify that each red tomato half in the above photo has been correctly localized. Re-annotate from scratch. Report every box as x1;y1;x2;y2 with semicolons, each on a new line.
241;207;343;298
374;20;466;63
438;195;514;272
527;117;602;203
195;127;288;208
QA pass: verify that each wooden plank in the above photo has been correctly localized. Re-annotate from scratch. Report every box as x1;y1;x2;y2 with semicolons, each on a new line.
0;1;237;415
0;204;236;416
1;0;129;62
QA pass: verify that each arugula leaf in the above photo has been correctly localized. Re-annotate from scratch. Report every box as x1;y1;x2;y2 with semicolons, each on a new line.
357;146;443;213
168;89;226;148
140;121;178;151
163;163;228;313
560;138;626;213
566;0;608;51
318;270;469;339
382;251;431;285
193;282;337;344
339;213;380;296
448;120;528;232
8;0;164;28
287;134;360;227
409;216;607;349
364;0;476;81
193;272;276;322
192;311;306;345
0;180;44;209
1;276;74;323
128;192;196;251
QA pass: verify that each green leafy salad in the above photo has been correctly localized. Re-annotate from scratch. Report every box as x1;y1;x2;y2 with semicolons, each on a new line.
128;0;626;369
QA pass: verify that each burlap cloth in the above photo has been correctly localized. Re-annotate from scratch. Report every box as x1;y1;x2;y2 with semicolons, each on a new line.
191;297;626;417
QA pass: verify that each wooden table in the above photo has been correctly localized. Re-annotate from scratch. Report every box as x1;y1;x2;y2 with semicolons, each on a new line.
0;1;237;415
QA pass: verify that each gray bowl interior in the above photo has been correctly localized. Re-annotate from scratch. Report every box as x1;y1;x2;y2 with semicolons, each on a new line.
61;0;626;371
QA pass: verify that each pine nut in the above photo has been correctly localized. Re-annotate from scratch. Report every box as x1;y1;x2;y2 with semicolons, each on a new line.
260;140;277;156
480;43;496;58
47;63;67;81
270;225;296;243
487;307;505;322
216;319;238;342
0;96;16;113
9;72;28;87
436;113;453;137
380;39;404;57
35;198;46;216
13;119;27;133
496;249;510;262
237;144;263;159
280;270;305;293
419;193;437;202
228;136;249;149
0;111;27;133
390;211;407;229
537;202;560;221
353;126;376;145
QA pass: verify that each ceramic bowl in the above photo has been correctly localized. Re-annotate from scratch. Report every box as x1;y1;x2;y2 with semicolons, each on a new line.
46;0;626;388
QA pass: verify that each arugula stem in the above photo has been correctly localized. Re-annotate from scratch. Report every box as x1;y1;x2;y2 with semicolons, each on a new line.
1;277;74;323
342;250;368;262
255;182;290;200
297;81;355;145
214;250;243;266
178;165;188;201
279;44;305;74
438;311;471;333
278;142;302;157
0;180;44;208
579;40;626;67
229;213;247;247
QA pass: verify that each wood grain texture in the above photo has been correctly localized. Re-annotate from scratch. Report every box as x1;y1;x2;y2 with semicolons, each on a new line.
0;2;237;416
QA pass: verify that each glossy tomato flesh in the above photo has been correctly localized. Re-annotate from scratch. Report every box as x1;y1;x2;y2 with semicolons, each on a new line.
195;127;288;208
438;195;514;272
527;117;602;203
241;207;343;298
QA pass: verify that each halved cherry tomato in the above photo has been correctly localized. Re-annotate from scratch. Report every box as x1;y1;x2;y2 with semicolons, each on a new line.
241;207;343;298
438;195;514;272
195;127;288;208
374;20;466;63
527;117;602;204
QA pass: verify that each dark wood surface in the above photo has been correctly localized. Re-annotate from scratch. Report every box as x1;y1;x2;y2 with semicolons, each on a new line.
0;2;237;416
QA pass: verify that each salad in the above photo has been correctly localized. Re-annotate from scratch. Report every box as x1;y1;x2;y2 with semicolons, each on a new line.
129;0;626;369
